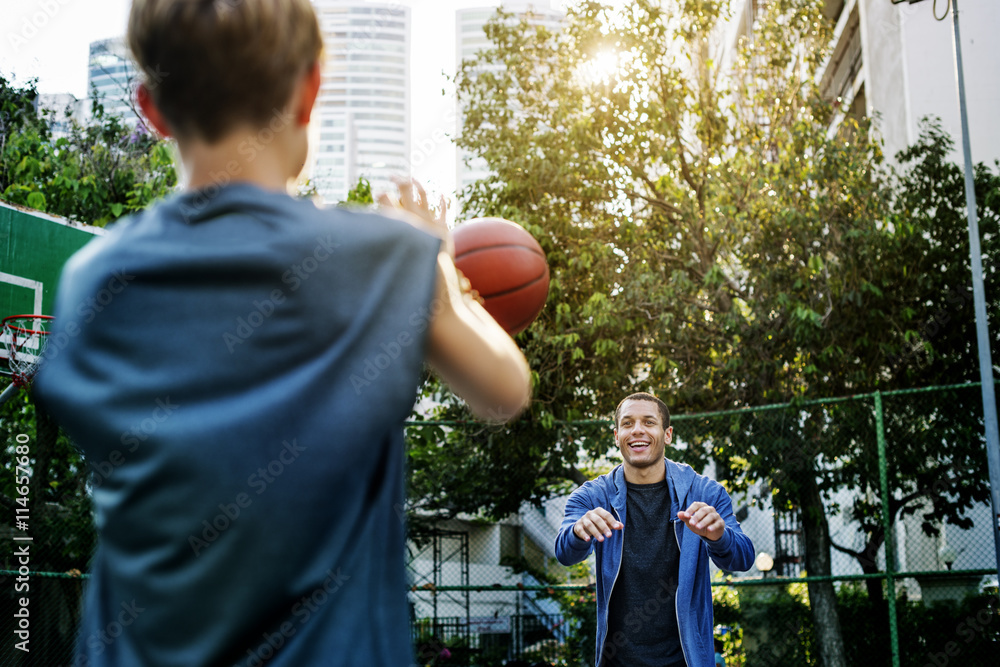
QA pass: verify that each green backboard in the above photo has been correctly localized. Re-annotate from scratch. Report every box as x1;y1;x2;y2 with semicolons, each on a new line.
0;201;104;369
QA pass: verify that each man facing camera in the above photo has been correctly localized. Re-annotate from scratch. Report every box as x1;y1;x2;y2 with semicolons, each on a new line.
555;393;754;667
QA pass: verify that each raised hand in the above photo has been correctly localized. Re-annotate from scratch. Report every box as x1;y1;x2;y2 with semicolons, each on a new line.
678;502;724;542
378;177;450;246
573;507;624;543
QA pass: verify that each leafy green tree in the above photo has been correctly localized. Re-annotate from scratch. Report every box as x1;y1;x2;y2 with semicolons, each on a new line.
1;389;94;663
1;391;94;569
0;76;41;186
343;176;374;205
1;73;181;661
450;2;874;661
0;75;177;226
709;122;998;663
1;72;178;531
442;1;999;664
821;123;1000;605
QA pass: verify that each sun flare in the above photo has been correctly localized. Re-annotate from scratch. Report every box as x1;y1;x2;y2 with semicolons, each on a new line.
576;49;626;86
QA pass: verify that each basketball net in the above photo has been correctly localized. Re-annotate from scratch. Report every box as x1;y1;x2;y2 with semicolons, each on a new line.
1;315;53;388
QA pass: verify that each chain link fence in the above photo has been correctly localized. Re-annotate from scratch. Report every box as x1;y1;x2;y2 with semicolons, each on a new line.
2;382;998;666
403;383;999;666
0;572;82;667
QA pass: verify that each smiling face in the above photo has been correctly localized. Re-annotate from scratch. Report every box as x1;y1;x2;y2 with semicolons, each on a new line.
614;399;673;482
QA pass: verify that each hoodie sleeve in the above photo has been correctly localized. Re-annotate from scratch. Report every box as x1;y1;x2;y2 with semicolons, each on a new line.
701;481;755;572
554;483;598;566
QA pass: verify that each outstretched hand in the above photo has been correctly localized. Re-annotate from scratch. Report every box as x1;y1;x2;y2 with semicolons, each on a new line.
678;502;725;542
377;177;451;255
573;507;624;543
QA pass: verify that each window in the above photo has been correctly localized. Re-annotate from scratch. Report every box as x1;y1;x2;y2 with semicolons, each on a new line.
459;11;495;22
348;101;404;110
356;125;404;134
340;89;405;99
352;113;405;123
346;65;405;76
344;42;405;53
348;53;405;64
349;19;406;30
345;76;405;86
349;32;405;42
352;7;404;17
499;525;521;563
358;149;406;158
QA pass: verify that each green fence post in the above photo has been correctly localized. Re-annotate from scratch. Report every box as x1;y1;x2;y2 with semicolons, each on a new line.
875;391;901;667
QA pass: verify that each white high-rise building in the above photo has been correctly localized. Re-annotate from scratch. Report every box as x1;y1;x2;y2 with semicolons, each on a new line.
311;1;411;202
721;0;1000;166
36;93;84;138
832;0;1000;165
455;3;565;194
87;37;142;126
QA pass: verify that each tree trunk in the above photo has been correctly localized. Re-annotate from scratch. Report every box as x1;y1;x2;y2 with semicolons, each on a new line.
832;529;890;665
858;529;887;607
31;400;58;507
799;471;848;667
832;529;887;605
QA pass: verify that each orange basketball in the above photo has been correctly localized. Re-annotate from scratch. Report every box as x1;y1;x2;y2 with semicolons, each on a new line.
452;217;550;336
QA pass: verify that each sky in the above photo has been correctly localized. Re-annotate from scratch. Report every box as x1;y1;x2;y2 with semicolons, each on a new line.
0;0;572;208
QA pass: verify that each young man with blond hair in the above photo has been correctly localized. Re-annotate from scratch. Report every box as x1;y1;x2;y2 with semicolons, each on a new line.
556;393;754;667
34;1;530;665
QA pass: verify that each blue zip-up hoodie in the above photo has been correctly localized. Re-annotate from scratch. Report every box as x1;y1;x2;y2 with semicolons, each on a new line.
555;458;754;667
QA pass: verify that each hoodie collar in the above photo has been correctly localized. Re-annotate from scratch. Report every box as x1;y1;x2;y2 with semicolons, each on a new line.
611;458;695;511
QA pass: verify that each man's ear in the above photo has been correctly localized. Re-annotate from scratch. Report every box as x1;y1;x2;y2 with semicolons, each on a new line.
136;83;172;138
295;61;321;127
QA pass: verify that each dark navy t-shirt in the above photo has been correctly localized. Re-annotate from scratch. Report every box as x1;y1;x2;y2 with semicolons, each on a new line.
34;183;442;666
602;479;685;667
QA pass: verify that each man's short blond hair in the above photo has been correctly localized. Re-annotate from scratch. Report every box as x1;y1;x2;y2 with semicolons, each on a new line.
128;0;323;143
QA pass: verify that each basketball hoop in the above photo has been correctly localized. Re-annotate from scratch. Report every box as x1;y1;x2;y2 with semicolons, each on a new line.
1;315;54;388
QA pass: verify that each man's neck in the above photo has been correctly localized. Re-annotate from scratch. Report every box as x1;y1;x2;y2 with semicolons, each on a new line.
623;460;666;484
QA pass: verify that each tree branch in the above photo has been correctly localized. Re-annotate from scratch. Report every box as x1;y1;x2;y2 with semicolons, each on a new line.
562;466;588;487
829;540;862;560
625;186;682;220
